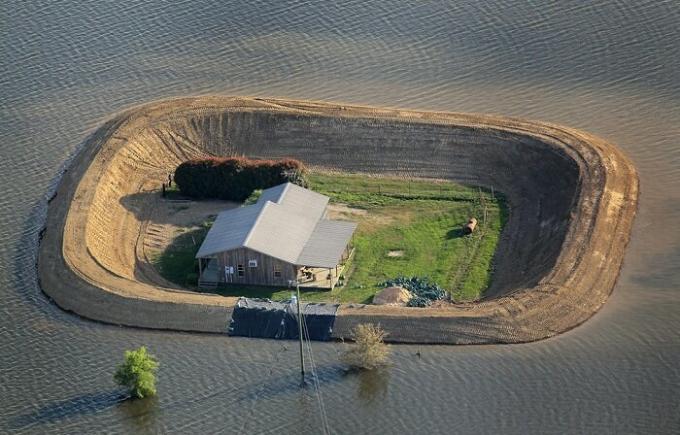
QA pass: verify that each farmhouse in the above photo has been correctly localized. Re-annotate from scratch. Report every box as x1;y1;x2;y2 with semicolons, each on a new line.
195;182;357;289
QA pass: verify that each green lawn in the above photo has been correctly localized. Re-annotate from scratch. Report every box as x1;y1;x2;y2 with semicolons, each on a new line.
150;222;211;288
152;171;507;304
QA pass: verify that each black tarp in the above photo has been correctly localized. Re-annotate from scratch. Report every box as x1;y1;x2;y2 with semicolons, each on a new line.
228;298;339;341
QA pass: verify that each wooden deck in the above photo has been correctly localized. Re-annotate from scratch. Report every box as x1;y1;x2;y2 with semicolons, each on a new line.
297;248;354;289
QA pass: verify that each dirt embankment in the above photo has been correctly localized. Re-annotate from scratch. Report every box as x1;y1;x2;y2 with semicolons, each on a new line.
38;96;638;343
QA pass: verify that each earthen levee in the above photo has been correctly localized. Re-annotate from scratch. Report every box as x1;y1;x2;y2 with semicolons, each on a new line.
37;96;638;342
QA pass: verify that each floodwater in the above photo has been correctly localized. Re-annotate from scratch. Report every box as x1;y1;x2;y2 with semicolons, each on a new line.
1;1;679;433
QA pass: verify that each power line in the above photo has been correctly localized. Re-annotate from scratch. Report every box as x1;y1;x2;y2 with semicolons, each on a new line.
300;309;331;435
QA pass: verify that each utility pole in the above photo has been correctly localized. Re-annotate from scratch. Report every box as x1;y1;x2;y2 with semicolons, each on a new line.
296;282;306;382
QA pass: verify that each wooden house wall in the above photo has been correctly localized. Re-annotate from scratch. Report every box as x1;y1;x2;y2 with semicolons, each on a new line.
215;247;297;286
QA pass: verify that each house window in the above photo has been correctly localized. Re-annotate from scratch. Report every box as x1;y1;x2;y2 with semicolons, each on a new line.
273;264;282;278
248;259;258;268
237;264;245;277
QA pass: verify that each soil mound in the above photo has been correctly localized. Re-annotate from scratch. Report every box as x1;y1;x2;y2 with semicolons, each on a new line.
373;287;412;306
38;96;638;342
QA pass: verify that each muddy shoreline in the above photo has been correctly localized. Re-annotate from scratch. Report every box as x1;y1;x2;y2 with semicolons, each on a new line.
37;96;638;343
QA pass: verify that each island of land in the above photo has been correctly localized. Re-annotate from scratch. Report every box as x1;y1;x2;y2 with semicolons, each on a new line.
38;96;639;344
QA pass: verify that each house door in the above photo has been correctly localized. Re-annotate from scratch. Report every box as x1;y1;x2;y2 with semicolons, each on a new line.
224;265;234;283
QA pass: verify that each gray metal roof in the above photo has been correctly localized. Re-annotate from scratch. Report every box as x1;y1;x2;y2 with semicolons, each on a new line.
193;202;265;258
297;220;358;268
196;183;355;267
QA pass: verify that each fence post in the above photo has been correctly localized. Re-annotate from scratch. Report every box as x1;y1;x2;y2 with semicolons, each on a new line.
478;187;487;230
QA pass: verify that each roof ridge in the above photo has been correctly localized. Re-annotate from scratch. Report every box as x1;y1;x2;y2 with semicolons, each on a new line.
277;182;292;203
196;182;347;263
243;200;271;247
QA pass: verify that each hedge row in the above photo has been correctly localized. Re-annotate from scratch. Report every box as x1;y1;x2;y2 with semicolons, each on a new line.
173;157;308;201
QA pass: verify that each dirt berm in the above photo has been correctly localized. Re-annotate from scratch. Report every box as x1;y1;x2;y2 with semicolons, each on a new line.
38;96;638;344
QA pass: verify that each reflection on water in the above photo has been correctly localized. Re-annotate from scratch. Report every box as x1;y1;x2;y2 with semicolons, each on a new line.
116;396;160;434
356;369;390;405
1;1;679;434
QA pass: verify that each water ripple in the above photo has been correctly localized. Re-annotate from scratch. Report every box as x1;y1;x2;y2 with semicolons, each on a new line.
1;1;680;433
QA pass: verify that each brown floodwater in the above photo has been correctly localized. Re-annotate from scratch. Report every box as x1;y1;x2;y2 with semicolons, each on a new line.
1;1;678;433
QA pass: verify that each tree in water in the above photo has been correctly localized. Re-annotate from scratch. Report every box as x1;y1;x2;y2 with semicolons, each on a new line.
341;323;390;370
114;346;159;399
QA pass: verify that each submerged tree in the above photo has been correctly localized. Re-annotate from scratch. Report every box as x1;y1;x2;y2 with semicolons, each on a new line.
114;346;159;399
341;323;390;370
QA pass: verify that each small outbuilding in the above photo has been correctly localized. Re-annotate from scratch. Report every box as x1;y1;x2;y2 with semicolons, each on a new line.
195;182;357;289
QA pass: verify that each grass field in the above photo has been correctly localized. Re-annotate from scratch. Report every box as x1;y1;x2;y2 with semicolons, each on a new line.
152;171;506;303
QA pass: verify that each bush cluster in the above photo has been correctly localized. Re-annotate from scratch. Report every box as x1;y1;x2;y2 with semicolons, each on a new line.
341;323;390;370
174;157;308;201
114;346;159;399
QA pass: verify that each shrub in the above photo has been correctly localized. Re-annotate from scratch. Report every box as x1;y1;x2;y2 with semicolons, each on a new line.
243;189;263;205
114;346;159;399
341;323;390;370
174;157;308;201
185;272;198;286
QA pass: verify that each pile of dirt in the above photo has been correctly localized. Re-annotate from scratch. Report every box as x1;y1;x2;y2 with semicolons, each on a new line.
373;287;412;306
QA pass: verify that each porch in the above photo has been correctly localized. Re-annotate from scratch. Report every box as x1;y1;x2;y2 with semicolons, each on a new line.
296;247;354;289
198;257;219;289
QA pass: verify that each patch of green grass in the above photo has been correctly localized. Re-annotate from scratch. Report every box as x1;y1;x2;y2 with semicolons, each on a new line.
152;171;506;303
243;189;263;205
210;285;333;301
162;183;185;199
308;172;506;302
150;222;211;288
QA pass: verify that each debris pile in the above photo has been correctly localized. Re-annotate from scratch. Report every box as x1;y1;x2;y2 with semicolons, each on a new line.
372;286;412;306
379;276;447;307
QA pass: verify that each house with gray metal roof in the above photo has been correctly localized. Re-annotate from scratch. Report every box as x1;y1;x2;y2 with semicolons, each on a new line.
196;182;356;289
